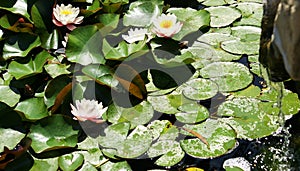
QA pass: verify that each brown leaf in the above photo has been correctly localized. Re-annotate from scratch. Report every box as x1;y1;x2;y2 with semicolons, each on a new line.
181;127;209;147
50;83;72;113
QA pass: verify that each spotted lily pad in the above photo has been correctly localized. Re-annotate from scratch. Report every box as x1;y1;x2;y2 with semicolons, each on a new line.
218;98;280;139
234;2;263;26
221;40;260;55
58;152;84;171
175;103;209;124
98;122;153;158
205;6;241;27
182;78;218;100
180;119;237;158
200;62;253;92
147;140;184;167
147;93;182;114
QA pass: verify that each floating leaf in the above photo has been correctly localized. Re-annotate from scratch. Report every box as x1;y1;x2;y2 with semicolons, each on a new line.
167;8;210;40
182;78;218;100
3;33;41;60
175;103;209;124
0;0;32;22
15;97;48;120
221;40;259;55
0;85;20;107
180;119;236;158
218;98;279;139
66;25;105;65
0;128;25;150
8;50;50;79
230;85;261;98
147;140;184;167
78;162;97;171
98;123;152;158
30;157;58;171
200;62;253;92
281;91;300;115
231;26;261;42
100;161;132;171
234;2;263;27
202;0;236;6
148;94;182;114
82;64;119;88
205;6;241;27
28;115;78;153
123;0;163;27
58;152;84;171
223;157;251;171
44;63;71;78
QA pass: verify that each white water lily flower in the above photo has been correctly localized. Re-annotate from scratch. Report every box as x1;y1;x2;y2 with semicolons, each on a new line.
152;13;183;38
70;99;108;123
52;4;84;30
122;28;152;43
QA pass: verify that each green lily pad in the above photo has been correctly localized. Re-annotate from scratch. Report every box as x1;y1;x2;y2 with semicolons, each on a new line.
147;140;184;167
100;161;132;171
223;157;251;171
77;137;106;165
28;115;78;153
175;103;209;124
15;97;48;120
106;101;154;128
58;152;84;171
234;2;263;27
3;33;41;60
0;128;25;150
231;26;261;42
44;63;71;78
167;8;210;40
123;0;163;27
281;91;300;115
66;25;106;65
148;94;182;114
78;162;97;171
180;119;237;158
98;122;153;158
30;157;58;171
202;0;236;6
218;98;279;139
221;40;259;55
0;85;20;107
0;0;32;22
8;50;50;79
182;78;218;100
81;64;119;88
205;6;241;27
103;40;148;60
200;62;253;92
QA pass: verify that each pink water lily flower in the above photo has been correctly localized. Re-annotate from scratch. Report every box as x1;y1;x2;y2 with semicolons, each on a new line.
152;13;183;38
70;99;108;123
52;4;84;31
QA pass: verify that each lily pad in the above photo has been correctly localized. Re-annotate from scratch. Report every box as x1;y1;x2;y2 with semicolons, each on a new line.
66;25;106;65
28;115;78;153
167;8;210;40
217;98;279;139
200;62;253;92
180;119;236;158
148;94;182;114
123;0;163;27
234;2;263;27
230;26;261;42
0;85;20;107
15;97;48;120
0;0;32;22
147;140;184;167
98;123;153;158
182;78;218;100
221;40;259;55
30;157;58;171
202;0;236;6
100;161;132;171
175;103;209;124
0;128;25;150
205;6;241;27
58;152;84;171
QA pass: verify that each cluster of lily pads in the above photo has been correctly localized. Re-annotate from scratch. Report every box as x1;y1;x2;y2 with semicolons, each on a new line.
0;0;299;170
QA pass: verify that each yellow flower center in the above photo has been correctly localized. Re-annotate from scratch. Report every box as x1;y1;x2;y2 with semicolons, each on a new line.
160;20;173;29
60;10;73;15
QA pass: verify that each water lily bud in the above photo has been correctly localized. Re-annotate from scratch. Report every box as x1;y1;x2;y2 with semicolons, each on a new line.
70;99;108;123
52;4;84;30
151;13;183;38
